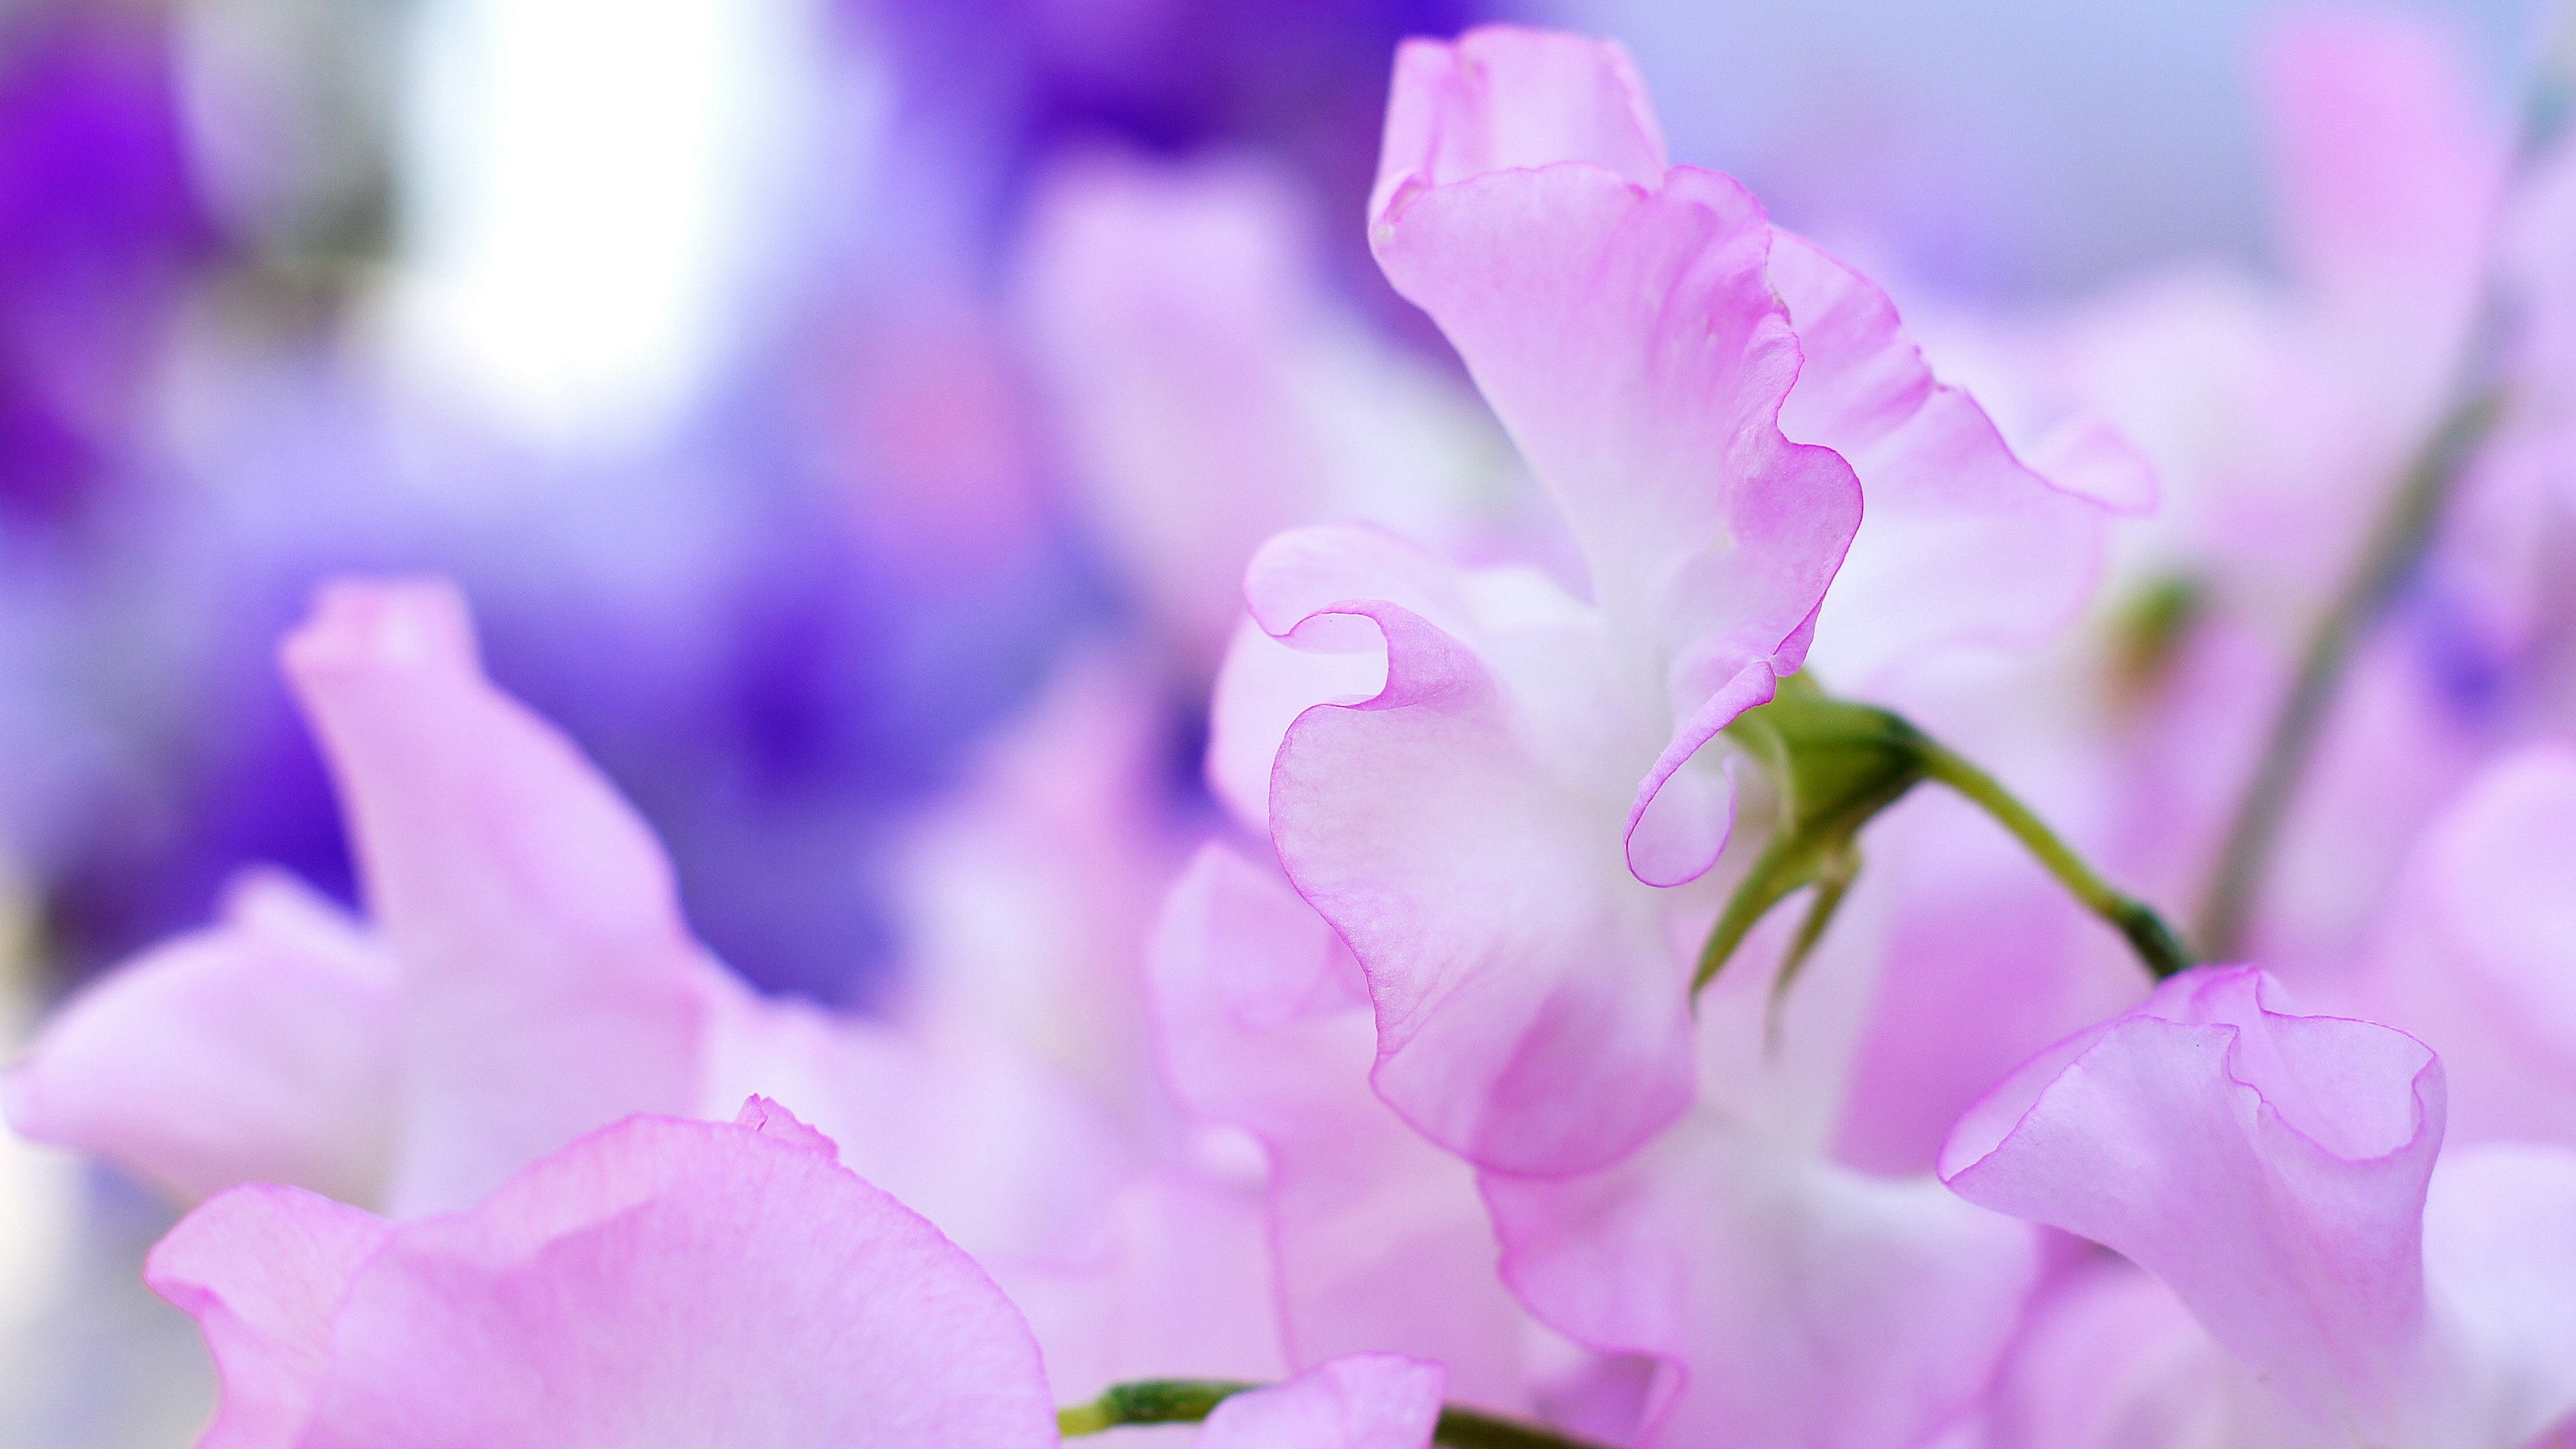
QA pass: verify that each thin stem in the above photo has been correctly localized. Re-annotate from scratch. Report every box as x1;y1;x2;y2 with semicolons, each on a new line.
2191;390;2505;958
1057;1381;1620;1449
1921;743;2196;980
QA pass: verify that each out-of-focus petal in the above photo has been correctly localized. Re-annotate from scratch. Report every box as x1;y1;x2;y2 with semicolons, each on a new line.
1974;1260;2224;1449
290;1112;1056;1448
2420;1144;2576;1445
1194;1354;1446;1449
2345;747;2576;1148
696;977;1126;1265
1152;847;1541;1409
1020;156;1504;671
999;1168;1287;1403
2259;8;2504;414
1772;231;2116;685
278;580;712;1216
144;1183;392;1449
1943;967;2447;1436
1487;1114;2039;1448
3;869;395;1205
1373;28;1666;213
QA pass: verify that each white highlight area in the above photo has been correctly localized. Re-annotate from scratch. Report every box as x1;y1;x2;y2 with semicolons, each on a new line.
387;0;822;447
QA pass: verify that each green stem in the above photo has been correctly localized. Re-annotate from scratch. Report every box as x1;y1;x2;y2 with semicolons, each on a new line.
1057;1381;1617;1449
1921;743;2196;980
2190;390;2505;959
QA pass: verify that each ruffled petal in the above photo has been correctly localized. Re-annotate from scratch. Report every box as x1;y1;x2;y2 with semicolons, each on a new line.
1771;231;2117;684
1371;27;1665;210
1487;1114;2039;1448
1152;846;1541;1408
1261;578;1697;1176
278;579;714;1216
146;1184;393;1449
1371;42;1861;863
3;869;396;1205
1195;1354;1446;1449
291;1112;1056;1448
1942;967;2447;1436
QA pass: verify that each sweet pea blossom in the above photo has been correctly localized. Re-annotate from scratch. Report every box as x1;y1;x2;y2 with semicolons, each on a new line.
1148;844;1567;1419
2328;746;2576;1150
1943;967;2576;1447
155;1089;1447;1449
1212;19;2119;1179
6;579;1120;1266
148;1099;1060;1449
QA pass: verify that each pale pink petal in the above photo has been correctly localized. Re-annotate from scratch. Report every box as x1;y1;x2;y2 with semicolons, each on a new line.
1942;967;2447;1436
145;1183;392;1449
2015;412;2160;516
1265;592;1697;1176
1487;1114;2039;1448
1195;1354;1446;1449
1770;231;2116;684
1208;613;1383;831
278;579;712;1216
1152;847;1541;1409
2345;747;2576;1148
3;869;396;1205
695;975;1127;1264
2420;1144;2576;1444
1371;46;1862;866
2260;9;2504;413
1017;155;1335;665
1000;1168;1287;1403
731;1093;838;1157
1974;1260;2224;1449
1373;28;1664;212
296;1114;1055;1448
1833;790;2147;1177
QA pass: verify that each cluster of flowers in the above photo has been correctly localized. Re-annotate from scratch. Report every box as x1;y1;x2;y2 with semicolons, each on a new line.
10;19;2576;1449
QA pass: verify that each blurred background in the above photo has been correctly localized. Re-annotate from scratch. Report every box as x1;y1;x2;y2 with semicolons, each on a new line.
0;0;2556;1441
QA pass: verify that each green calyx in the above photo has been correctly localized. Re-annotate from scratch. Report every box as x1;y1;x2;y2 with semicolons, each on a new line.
1057;1380;1615;1449
1692;674;1933;998
1695;674;2196;1002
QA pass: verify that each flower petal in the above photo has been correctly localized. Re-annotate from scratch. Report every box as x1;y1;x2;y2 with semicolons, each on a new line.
1371;27;1666;211
1152;846;1542;1408
1771;230;2117;684
278;579;714;1216
295;1114;1057;1448
1943;967;2447;1434
2347;746;2576;1148
3;869;396;1205
145;1183;392;1449
1195;1354;1446;1449
1371;56;1860;865
1487;1114;2039;1448
1263;584;1697;1176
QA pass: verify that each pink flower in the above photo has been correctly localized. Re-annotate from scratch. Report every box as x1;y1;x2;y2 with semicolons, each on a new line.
1210;23;2118;1177
1943;966;2576;1445
1193;1356;1448;1449
7;580;1120;1266
2332;747;2576;1149
1148;845;1562;1417
1015;151;1520;676
148;1097;1059;1449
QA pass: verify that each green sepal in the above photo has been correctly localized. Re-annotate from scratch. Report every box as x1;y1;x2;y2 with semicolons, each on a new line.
1692;674;1933;998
